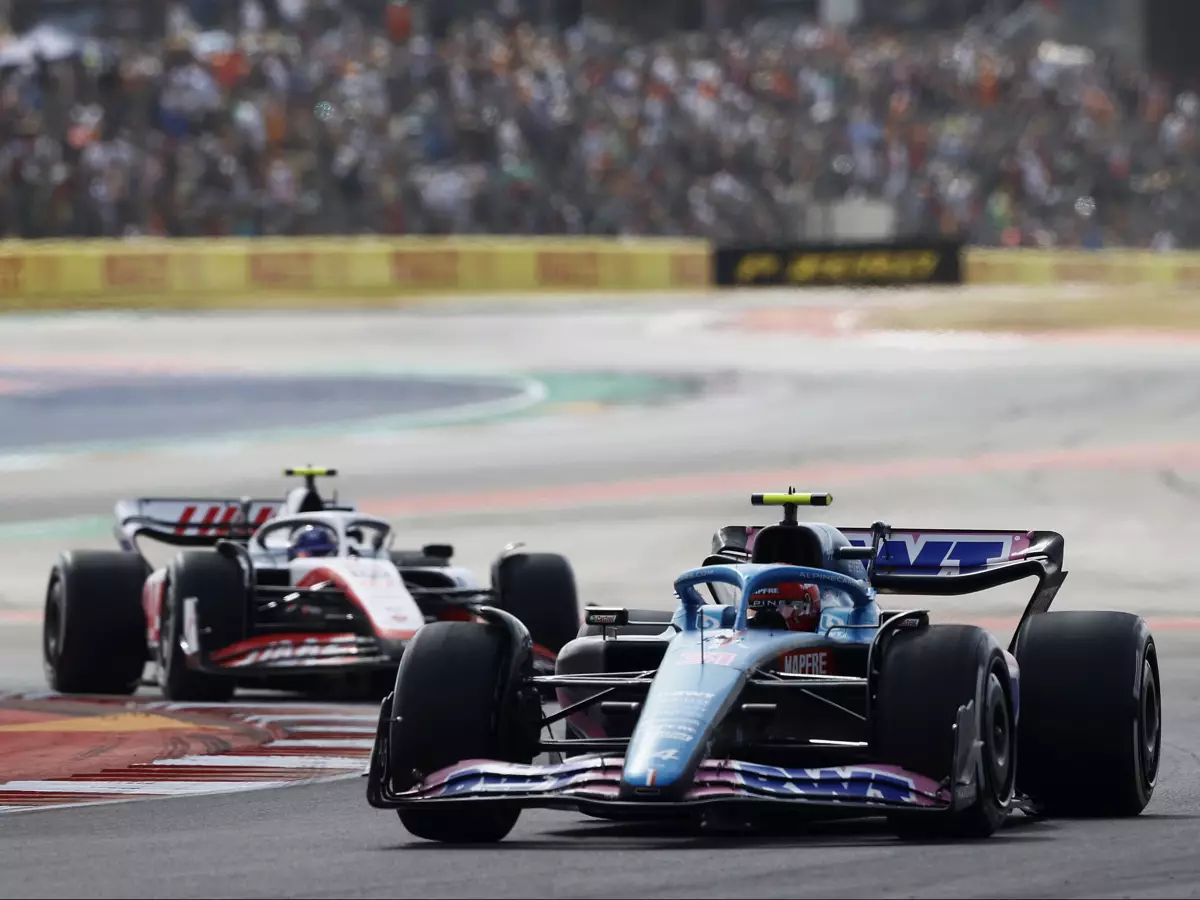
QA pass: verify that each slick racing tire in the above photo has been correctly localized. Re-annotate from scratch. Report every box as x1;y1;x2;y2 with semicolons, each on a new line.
1014;611;1161;817
157;551;245;703
495;552;580;657
44;551;149;695
388;621;536;843
873;624;1016;839
578;607;676;638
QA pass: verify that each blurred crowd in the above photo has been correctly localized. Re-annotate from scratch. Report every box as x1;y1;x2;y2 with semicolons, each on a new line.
0;0;1197;248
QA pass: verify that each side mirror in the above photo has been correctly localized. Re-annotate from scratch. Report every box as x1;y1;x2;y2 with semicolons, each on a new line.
585;608;629;628
422;543;453;560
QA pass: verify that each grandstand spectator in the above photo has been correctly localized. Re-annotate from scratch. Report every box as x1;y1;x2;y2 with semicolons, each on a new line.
0;0;1196;247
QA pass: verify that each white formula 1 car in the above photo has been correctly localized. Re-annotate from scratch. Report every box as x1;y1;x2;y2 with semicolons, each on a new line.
43;468;580;701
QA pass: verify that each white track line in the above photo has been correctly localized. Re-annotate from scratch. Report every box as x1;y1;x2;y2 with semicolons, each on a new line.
145;702;375;712
242;714;377;724
146;755;366;769
289;726;376;735
0;781;292;795
266;739;374;750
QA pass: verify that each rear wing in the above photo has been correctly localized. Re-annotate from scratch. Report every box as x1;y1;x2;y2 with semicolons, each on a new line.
711;524;1067;650
716;523;1059;568
844;527;1067;654
114;498;284;551
841;527;1064;589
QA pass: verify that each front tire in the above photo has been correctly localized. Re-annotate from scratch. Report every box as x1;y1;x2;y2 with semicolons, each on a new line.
43;551;149;695
1014;611;1160;816
873;624;1016;839
388;621;535;843
157;552;245;703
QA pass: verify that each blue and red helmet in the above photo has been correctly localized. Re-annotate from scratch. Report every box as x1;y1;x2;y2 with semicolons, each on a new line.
289;523;339;560
747;582;821;632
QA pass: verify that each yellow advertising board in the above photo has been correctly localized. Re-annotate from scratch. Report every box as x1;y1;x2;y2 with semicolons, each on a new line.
0;237;713;310
965;248;1200;287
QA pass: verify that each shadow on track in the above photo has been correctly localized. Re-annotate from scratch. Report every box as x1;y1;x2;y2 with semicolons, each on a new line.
381;811;1058;853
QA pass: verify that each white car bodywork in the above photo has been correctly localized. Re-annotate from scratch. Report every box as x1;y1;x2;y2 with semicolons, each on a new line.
249;510;483;642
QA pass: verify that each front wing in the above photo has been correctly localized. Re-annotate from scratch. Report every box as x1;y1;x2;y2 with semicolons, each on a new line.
187;632;559;678
370;755;953;817
189;633;397;677
367;696;983;820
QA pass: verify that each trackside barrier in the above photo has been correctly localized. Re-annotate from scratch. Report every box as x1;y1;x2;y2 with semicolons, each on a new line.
0;238;712;310
1;240;1196;310
965;248;1200;286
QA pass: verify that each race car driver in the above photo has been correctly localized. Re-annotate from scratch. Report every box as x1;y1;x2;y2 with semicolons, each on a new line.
288;523;339;559
747;582;821;631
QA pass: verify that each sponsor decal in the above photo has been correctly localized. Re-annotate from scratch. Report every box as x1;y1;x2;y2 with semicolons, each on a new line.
248;251;315;287
843;531;1029;574
662;691;715;702
429;760;947;807
649;729;696;742
589;614;621;625
104;253;170;289
677;651;736;667
390;250;459;287
342;559;400;585
733;764;930;805
671;252;709;287
0;256;24;293
690;608;727;630
715;241;962;287
217;636;371;667
536;250;600;287
171;502;276;535
778;649;833;676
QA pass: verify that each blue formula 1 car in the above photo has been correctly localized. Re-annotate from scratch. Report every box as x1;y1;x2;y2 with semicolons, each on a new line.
365;490;1162;843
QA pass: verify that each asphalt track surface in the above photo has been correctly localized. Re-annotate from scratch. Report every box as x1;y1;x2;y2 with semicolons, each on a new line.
3;291;1200;897
0;370;526;451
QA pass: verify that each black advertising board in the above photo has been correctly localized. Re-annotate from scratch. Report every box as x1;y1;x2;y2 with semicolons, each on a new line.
713;240;964;288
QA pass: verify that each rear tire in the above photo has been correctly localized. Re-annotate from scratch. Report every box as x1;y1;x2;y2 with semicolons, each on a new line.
389;621;534;843
43;551;149;695
495;552;580;656
157;552;245;703
1014;611;1160;817
873;625;1015;839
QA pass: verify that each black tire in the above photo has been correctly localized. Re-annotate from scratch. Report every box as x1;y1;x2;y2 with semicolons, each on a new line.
1014;611;1160;817
578;607;675;638
389;621;534;843
873;625;1015;839
495;552;580;656
157;551;245;703
43;551;149;695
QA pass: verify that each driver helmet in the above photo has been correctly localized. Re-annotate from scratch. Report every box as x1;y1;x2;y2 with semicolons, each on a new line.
288;523;339;560
747;582;821;632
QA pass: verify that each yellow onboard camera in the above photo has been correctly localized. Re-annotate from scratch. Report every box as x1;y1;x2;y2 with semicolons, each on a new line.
751;489;831;526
